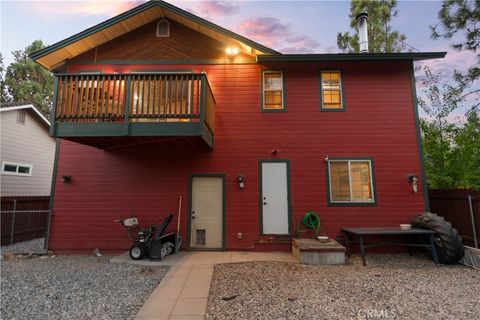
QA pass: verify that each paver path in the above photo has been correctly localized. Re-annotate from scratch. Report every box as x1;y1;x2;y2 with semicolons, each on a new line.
133;251;296;320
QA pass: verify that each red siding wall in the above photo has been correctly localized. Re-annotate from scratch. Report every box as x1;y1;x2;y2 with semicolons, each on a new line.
50;60;426;252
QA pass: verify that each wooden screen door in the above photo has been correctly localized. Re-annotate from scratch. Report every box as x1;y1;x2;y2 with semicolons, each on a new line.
261;161;290;235
190;176;223;249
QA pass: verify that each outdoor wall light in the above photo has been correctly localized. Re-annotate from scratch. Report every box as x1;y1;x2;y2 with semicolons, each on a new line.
271;148;279;155
407;174;418;193
226;47;239;57
237;174;245;189
61;175;72;183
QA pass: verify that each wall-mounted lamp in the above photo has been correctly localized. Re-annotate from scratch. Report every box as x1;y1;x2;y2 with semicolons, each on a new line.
61;175;71;184
226;47;239;57
407;174;418;193
325;156;329;162
237;174;245;189
271;149;279;155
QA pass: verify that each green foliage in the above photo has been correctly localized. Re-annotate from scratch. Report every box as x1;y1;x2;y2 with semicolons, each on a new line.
0;53;10;103
419;66;480;189
337;0;407;53
431;0;480;52
4;40;53;116
431;0;479;115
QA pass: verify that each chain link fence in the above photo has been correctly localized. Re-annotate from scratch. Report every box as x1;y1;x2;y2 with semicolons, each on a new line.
1;196;50;254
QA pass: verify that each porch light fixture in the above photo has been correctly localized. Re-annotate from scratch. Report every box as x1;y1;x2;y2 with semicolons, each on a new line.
226;47;239;57
407;174;418;193
61;175;71;183
237;174;245;189
271;149;279;155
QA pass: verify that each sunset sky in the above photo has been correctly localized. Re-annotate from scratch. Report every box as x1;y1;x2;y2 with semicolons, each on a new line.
1;0;477;120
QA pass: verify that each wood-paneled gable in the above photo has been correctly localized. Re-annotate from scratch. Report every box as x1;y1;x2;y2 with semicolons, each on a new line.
70;19;251;62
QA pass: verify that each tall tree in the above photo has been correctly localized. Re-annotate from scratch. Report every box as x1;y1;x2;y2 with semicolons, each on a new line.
431;0;479;114
418;66;480;189
4;40;53;116
0;53;10;104
337;0;407;53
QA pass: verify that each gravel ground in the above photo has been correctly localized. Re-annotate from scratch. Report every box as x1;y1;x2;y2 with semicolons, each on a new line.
1;238;45;254
206;254;479;320
1;255;168;320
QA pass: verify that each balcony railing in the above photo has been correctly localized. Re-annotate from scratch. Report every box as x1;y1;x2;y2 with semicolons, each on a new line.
51;73;216;147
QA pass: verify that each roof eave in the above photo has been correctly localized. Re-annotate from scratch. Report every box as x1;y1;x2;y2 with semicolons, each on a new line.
256;52;447;62
0;104;51;126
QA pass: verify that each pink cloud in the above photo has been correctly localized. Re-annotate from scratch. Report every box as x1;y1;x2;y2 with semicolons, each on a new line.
177;1;238;20
26;1;144;21
237;17;320;53
194;1;239;19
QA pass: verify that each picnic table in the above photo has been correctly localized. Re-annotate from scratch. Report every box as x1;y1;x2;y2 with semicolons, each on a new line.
341;227;438;266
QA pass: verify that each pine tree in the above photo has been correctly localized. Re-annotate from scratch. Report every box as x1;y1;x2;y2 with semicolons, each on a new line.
337;0;407;53
431;0;479;115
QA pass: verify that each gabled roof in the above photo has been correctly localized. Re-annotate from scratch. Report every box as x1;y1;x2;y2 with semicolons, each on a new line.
257;52;447;62
0;104;50;126
31;0;279;70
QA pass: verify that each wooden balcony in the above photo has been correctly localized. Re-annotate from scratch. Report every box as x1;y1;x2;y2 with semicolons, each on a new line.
50;73;215;149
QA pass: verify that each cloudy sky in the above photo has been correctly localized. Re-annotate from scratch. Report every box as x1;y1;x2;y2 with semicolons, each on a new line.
1;0;477;120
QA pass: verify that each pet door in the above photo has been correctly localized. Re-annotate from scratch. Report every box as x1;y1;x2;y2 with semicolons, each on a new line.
196;229;206;245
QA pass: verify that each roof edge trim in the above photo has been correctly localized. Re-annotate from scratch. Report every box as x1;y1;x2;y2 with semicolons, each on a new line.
257;52;447;62
0;104;51;126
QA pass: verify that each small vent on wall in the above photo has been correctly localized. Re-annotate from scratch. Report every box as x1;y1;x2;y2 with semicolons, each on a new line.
16;110;26;125
156;19;170;37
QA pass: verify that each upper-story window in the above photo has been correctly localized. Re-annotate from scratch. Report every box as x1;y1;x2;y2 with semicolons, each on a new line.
16;110;27;125
327;159;375;205
156;19;170;37
320;70;343;110
262;71;284;111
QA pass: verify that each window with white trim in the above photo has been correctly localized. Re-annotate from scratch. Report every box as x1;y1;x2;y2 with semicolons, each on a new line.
327;159;374;203
1;162;33;176
262;71;284;110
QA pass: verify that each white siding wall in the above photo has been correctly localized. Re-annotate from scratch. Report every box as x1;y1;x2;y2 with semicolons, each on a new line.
1;110;55;196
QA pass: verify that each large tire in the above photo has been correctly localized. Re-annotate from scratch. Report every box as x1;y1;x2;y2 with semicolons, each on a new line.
129;244;145;260
411;212;464;264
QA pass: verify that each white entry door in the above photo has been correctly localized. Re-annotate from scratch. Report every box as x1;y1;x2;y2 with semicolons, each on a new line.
261;161;290;235
190;176;223;249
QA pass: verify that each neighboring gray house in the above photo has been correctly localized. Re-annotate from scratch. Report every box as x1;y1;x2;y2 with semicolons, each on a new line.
0;103;55;196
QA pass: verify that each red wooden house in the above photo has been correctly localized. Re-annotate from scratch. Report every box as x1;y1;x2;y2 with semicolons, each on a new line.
32;1;445;253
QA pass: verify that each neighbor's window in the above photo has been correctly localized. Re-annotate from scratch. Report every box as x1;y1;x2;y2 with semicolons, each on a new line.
1;162;33;176
328;159;374;203
16;110;27;125
321;71;343;110
262;71;284;110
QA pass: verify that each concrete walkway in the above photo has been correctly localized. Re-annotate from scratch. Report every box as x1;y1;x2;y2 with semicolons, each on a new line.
118;251;296;320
